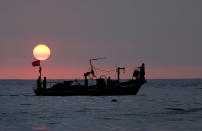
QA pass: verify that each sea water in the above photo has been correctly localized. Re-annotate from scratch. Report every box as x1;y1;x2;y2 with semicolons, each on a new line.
0;79;202;131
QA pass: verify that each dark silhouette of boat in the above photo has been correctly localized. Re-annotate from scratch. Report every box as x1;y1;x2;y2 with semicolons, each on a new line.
33;59;146;96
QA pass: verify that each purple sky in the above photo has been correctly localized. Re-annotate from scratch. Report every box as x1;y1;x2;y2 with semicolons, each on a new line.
1;0;202;79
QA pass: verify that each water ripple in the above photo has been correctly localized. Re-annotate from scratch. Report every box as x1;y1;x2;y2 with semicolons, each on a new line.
165;107;202;114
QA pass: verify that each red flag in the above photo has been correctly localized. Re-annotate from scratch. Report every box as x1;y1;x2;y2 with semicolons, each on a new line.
32;60;40;66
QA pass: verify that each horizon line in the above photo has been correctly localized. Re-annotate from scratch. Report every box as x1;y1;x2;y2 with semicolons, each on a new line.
0;78;201;80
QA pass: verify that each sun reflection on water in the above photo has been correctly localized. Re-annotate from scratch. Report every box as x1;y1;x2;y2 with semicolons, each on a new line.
33;126;48;130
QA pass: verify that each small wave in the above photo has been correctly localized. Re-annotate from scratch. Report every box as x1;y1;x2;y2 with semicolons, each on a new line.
0;94;33;96
165;107;202;113
167;118;184;122
20;103;32;106
47;122;57;125
76;109;88;113
193;102;201;105
102;117;121;121
20;111;28;113
120;113;137;116
76;107;105;113
9;95;19;96
148;99;155;102
39;104;51;106
22;94;34;96
186;108;202;113
166;107;185;111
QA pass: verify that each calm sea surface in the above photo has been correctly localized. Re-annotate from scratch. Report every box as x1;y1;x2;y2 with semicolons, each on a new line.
0;79;202;131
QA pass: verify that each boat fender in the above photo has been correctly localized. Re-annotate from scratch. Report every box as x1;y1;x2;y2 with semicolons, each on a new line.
111;99;118;102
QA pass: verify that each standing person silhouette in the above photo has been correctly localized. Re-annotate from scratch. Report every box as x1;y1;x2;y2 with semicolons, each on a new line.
138;63;145;81
107;77;111;87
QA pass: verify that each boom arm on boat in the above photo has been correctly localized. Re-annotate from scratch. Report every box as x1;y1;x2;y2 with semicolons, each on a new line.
84;57;106;87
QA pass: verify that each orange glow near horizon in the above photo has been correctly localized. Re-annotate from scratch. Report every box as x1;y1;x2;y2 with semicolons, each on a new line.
1;66;202;79
33;44;50;60
1;64;202;79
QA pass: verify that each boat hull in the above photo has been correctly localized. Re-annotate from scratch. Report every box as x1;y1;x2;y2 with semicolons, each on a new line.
34;85;142;96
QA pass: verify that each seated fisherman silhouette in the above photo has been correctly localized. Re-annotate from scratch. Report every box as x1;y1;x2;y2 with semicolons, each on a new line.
133;70;140;80
43;77;47;90
37;76;42;90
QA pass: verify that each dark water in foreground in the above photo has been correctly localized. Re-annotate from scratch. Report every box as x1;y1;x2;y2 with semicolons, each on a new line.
0;79;202;131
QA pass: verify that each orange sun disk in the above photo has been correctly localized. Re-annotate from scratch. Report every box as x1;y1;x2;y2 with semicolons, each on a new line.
33;44;51;60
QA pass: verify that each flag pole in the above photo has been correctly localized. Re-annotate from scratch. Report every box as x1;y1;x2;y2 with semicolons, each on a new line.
39;66;42;78
39;60;41;78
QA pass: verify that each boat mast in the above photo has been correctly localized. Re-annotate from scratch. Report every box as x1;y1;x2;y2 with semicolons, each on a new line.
117;67;125;85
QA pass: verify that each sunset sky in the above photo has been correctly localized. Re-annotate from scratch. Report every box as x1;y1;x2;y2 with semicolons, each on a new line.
0;0;202;79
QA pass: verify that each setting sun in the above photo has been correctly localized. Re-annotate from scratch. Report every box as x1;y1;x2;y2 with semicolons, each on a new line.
33;44;50;60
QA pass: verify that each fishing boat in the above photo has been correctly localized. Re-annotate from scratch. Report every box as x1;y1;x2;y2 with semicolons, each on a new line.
33;58;146;96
